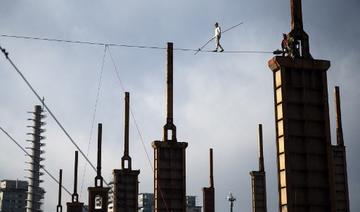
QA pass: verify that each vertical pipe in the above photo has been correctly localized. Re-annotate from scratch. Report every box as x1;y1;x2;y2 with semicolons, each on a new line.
258;124;264;172
209;148;214;188
124;92;130;156
72;151;79;202
335;86;344;146
57;169;62;212
166;42;173;124
97;123;102;177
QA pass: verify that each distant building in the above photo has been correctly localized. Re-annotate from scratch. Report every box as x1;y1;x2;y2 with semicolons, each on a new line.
186;196;201;212
138;193;153;212
0;180;28;212
136;193;201;212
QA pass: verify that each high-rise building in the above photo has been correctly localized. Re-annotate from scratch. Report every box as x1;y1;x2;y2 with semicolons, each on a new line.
186;196;201;212
0;180;28;212
138;193;153;212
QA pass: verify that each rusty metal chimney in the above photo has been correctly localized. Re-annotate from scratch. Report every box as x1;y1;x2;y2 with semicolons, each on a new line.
203;148;215;212
121;92;132;170
163;42;177;142
56;169;62;212
335;86;344;146
209;148;214;188
250;124;267;212
66;151;83;212
258;124;265;172
72;151;79;203
96;124;104;187
112;92;140;212
88;123;110;212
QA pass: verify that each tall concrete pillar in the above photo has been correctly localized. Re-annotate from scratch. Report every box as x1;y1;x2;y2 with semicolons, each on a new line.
152;42;188;212
112;92;140;212
250;124;267;212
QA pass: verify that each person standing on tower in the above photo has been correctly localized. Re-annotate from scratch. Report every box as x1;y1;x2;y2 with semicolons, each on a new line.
213;22;224;52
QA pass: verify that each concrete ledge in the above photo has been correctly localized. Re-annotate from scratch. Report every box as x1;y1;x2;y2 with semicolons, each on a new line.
268;56;331;72
152;140;188;148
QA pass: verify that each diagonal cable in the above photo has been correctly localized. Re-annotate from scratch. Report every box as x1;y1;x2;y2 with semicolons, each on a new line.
80;45;108;195
0;44;109;187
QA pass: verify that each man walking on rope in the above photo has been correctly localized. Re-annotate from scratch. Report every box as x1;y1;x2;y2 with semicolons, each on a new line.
213;22;224;52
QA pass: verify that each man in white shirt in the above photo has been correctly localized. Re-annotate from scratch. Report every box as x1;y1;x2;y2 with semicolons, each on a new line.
214;22;224;52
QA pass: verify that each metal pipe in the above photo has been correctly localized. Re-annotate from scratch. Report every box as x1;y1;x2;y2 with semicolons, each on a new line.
72;151;79;202
124;92;129;156
97;123;102;177
166;42;173;124
210;148;214;188
335;86;344;146
258;124;264;172
57;169;62;212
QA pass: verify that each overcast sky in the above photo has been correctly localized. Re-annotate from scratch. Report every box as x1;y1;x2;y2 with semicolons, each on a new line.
0;0;359;211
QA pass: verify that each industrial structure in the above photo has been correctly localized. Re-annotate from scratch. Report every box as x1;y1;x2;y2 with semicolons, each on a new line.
112;92;140;212
0;180;28;212
56;170;63;212
202;148;215;212
331;86;350;211
88;124;110;212
249;124;267;212
26;105;46;212
152;42;188;212
268;0;345;211
66;151;84;212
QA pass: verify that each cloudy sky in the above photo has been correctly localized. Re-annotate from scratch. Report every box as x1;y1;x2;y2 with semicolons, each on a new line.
0;0;359;211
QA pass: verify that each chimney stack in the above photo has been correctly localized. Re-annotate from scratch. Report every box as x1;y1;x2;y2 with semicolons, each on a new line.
57;169;62;212
335;86;344;146
163;42;177;142
121;92;132;170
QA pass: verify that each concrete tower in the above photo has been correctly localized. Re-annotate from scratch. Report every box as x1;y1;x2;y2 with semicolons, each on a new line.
331;86;350;212
26;105;46;212
268;0;336;211
88;124;110;212
202;148;215;212
152;42;188;212
66;151;84;212
112;92;140;212
250;124;267;212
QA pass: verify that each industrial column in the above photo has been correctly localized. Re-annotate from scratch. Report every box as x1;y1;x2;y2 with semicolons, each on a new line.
26;105;46;212
56;169;63;212
112;92;140;212
66;151;84;212
268;0;336;211
249;124;267;212
88;124;110;212
331;86;350;212
203;148;215;212
152;42;188;212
